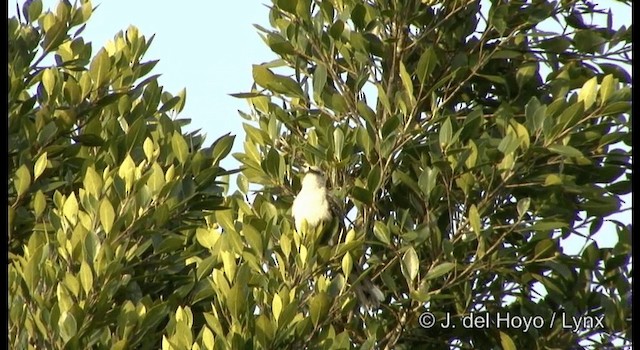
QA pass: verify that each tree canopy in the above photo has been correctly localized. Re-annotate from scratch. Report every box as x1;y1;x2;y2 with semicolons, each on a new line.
9;0;631;349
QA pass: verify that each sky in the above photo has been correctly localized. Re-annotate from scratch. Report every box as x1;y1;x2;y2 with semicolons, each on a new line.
9;1;631;254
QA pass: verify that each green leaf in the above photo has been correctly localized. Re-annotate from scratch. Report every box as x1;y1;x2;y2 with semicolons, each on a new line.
147;163;165;195
398;61;414;97
468;204;481;237
356;101;376;127
99;198;115;234
309;292;330;328
425;262;455;280
33;190;46;218
476;73;507;85
252;64;304;98
58;311;78;342
534;239;556;258
333;128;344;161
42;68;56;96
171;132;189;164
393;170;421;197
516;63;538;89
89;49;111;87
33;151;48;180
416;47;437;85
266;33;296;55
517;197;531;218
527;220;567;232
243;224;263;257
525;97;546;132
418;167;439;198
376;84;391;114
73;134;104;146
499;331;517;350
544;174;562;186
277;0;296;14
439;118;453;149
373;221;390;245
350;186;372;206
272;293;283;323
211;133;235;165
43;21;66;53
341;253;353;278
599;101;630;116
143;137;155;161
313;64;328;98
196;228;220;250
577;76;598;110
83;166;102;198
598;74;616;105
14;165;31;198
79;261;93;295
547;144;583;158
401;247;419;283
27;0;43;22
63;193;79;225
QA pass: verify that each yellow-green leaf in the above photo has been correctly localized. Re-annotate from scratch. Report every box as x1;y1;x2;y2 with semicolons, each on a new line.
143;137;155;162
79;261;93;295
499;331;517;350
14;165;31;198
221;251;236;281
147;163;165;195
402;247;419;283
99;198;115;233
598;74;616;105
63;193;79;225
469;204;481;236
89;49;111;87
171;132;189;164
272;293;283;323
578;76;598;110
373;221;391;245
341;253;353;278
399;61;414;97
425;262;455;280
118;154;136;187
195;227;220;249
333;128;344;161
33;190;46;218
42;68;56;96
202;327;215;350
309;292;330;327
517;197;531;219
83;166;102;198
33;152;48;180
544;173;563;186
58;311;78;342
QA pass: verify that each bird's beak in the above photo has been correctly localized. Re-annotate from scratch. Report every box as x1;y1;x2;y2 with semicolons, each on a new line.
299;163;310;173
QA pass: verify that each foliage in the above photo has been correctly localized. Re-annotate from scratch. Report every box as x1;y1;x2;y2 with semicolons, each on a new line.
227;0;632;349
8;0;632;350
9;1;235;348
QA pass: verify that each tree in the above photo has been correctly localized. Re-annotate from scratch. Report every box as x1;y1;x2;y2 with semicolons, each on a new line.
228;0;631;349
9;0;632;349
9;1;235;348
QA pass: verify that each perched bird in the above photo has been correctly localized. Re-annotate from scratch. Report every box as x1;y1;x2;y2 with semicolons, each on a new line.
291;164;333;234
291;163;384;309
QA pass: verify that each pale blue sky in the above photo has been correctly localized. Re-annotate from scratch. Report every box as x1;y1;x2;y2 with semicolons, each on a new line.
9;1;631;253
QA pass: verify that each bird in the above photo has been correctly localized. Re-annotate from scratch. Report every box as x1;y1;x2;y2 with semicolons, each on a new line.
291;163;384;309
291;164;333;234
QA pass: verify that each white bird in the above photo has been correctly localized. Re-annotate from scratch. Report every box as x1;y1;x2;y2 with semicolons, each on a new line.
291;164;384;309
291;164;332;234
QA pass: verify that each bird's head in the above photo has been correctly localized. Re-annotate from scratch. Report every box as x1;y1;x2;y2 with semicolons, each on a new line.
300;163;326;189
